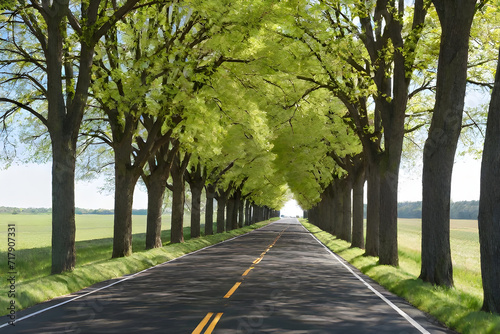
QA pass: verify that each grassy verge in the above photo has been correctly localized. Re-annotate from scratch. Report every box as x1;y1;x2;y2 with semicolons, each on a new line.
0;219;274;317
300;219;500;334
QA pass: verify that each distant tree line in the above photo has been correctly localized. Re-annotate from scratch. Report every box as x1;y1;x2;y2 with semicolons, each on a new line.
361;201;479;220
0;207;149;215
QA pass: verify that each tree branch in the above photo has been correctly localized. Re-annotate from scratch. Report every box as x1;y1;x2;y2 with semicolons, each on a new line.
0;98;48;126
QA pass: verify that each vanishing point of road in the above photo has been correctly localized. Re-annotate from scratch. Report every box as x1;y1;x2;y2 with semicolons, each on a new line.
2;218;454;333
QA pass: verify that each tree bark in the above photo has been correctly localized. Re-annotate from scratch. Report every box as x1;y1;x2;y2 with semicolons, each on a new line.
216;190;228;233
378;95;406;265
330;178;344;237
351;157;365;249
340;176;352;243
238;196;244;228
145;176;166;249
45;4;95;274
420;1;476;287
112;161;138;257
110;113;144;257
170;154;188;244
245;200;251;226
478;46;500;314
226;194;235;231
365;159;380;257
51;138;77;274
324;184;335;234
143;141;178;249
186;164;205;239
205;184;216;235
252;204;262;223
190;185;202;238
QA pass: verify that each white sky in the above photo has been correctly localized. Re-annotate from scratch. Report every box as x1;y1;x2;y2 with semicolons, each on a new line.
0;157;481;212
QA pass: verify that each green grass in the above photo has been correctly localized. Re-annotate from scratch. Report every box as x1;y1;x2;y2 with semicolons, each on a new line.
300;219;500;334
0;213;273;317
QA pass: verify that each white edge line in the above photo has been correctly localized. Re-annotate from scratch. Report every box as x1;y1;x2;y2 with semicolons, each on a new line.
0;222;277;329
304;225;430;334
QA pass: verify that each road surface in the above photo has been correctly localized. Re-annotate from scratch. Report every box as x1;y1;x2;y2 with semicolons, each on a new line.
1;219;454;333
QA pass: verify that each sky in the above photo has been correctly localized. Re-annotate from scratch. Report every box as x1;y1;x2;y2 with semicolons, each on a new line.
0;156;482;214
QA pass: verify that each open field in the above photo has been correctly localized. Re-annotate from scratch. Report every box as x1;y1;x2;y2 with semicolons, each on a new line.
0;214;178;283
302;218;500;334
397;219;482;298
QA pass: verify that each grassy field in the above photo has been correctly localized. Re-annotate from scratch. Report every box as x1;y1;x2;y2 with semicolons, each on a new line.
301;218;500;334
0;213;272;317
397;219;482;298
0;214;176;283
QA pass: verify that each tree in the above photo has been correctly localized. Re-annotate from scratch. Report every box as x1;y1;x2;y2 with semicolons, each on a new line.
142;139;179;249
420;0;479;287
0;0;142;273
185;162;206;238
168;151;190;243
478;15;500;311
265;0;429;264
91;5;185;257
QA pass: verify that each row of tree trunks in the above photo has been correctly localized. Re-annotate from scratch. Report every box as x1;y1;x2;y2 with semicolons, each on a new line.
307;172;362;246
211;189;275;233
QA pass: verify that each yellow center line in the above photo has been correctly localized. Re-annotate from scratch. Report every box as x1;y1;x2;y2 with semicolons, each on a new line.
205;313;224;333
193;227;291;333
192;312;214;334
224;282;242;298
242;267;254;276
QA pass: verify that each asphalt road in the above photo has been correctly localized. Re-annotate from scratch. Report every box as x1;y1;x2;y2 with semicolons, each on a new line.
1;218;455;333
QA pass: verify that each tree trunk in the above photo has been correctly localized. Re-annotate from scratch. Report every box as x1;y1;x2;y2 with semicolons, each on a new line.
238;197;244;228
245;200;251;226
333;180;344;238
226;195;235;231
205;184;216;235
340;176;352;243
112;162;138;258
365;159;380;257
186;163;205;238
144;141;178;249
216;191;227;233
252;204;261;223
379;152;401;266
190;185;202;238
420;1;476;287
351;158;365;249
478;46;500;314
378;94;406;265
170;156;187;244
45;5;92;274
145;176;166;249
324;184;335;234
51;138;77;274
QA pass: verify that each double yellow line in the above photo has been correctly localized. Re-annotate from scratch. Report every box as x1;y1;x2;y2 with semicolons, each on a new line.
192;312;224;334
191;227;288;333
